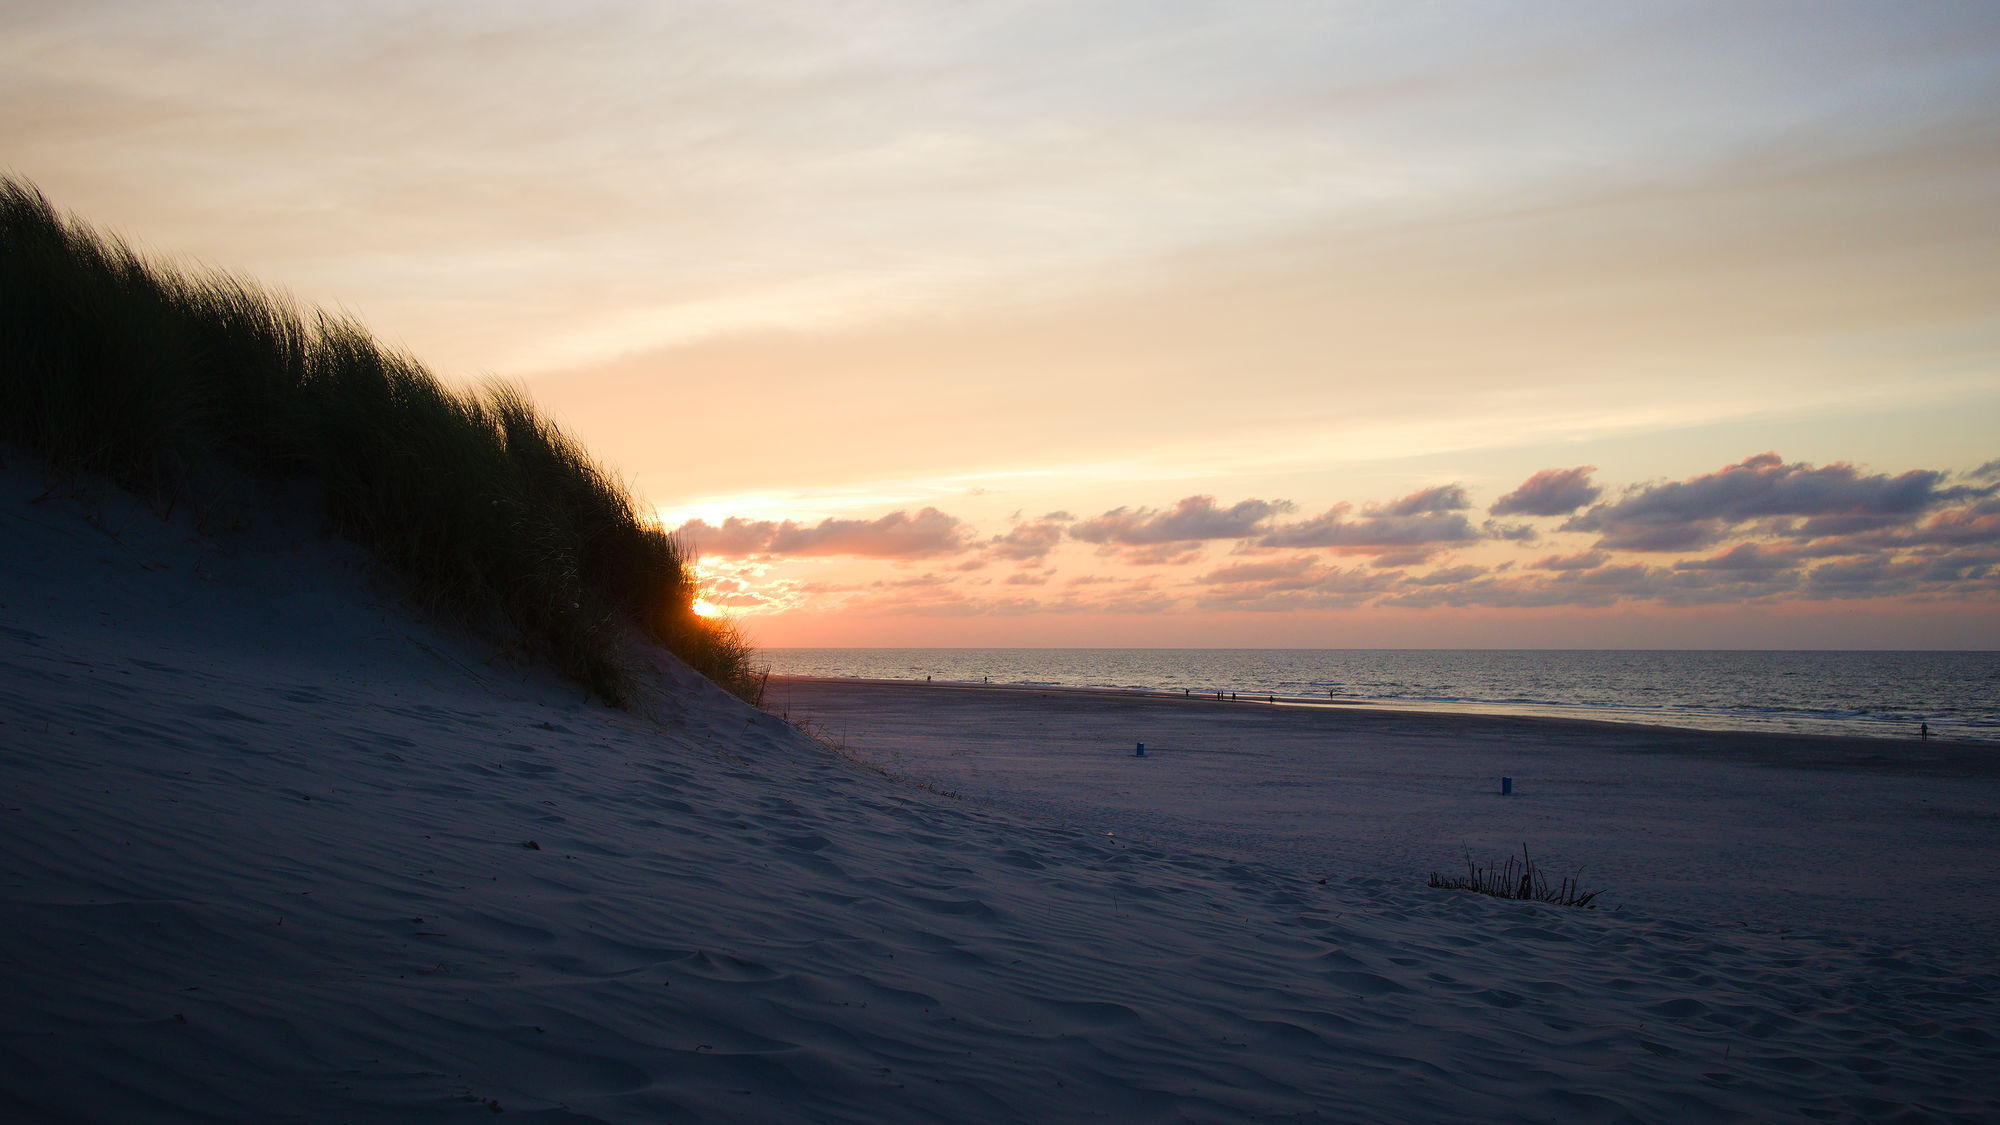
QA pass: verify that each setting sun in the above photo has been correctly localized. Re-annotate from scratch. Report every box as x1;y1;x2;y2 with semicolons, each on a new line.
690;599;720;618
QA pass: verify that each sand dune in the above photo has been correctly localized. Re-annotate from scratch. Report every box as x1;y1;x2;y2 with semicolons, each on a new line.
3;466;1997;1122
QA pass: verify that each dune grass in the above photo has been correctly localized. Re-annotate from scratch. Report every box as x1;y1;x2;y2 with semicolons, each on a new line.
0;176;761;707
1429;845;1604;908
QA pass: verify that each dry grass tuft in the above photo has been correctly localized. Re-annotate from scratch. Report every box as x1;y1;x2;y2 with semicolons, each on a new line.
1429;844;1604;908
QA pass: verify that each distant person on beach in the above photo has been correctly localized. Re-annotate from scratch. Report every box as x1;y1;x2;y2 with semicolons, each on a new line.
1921;722;1932;740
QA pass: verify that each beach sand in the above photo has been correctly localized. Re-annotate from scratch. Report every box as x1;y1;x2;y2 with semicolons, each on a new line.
3;464;1997;1123
769;676;2000;959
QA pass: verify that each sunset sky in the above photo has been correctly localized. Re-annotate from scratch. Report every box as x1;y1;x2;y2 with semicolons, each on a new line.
8;1;1998;647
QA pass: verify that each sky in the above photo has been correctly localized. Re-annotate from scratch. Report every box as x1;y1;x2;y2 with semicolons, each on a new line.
6;0;1999;648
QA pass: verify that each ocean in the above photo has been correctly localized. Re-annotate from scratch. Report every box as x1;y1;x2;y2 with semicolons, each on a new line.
762;648;2000;743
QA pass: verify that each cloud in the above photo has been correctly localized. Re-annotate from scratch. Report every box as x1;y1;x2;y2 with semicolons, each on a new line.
1672;543;1802;573
1531;550;1607;571
1381;561;1663;609
1192;556;1403;611
1195;577;1403;612
872;573;954;589
676;507;974;558
1483;518;1538;542
1370;547;1442;567
1407;564;1488;587
1867;499;2000;549
985;517;1070;562
1910;549;2000;585
1194;556;1323;588
686;453;2000;623
1491;465;1599;516
1115;543;1208;567
1380;484;1470;517
1803;557;1921;598
1258;486;1480;554
1070;495;1293;546
831;573;1183;619
1564;452;1960;551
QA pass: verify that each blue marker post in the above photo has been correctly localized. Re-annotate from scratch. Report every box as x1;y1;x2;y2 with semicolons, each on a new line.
1501;776;1513;796
1135;742;1146;757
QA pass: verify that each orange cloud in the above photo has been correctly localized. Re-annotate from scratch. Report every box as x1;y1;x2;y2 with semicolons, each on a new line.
1071;495;1293;546
676;508;974;559
1492;466;1600;517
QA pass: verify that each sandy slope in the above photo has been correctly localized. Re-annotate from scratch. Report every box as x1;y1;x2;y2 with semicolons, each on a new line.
2;465;1997;1123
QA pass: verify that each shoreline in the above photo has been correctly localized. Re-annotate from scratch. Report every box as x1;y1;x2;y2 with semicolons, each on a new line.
759;648;2000;745
770;674;2000;774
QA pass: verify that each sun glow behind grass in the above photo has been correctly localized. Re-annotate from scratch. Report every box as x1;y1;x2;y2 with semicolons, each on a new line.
0;176;764;707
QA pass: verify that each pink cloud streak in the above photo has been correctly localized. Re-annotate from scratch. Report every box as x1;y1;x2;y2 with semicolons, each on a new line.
683;453;2000;625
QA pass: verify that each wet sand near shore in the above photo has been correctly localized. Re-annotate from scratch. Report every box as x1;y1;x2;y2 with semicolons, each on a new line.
770;675;2000;778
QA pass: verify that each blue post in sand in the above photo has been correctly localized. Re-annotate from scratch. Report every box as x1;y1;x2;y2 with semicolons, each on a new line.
1501;776;1513;796
1136;742;1146;757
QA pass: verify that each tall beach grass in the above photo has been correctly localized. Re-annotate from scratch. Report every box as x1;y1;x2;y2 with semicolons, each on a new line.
0;176;761;707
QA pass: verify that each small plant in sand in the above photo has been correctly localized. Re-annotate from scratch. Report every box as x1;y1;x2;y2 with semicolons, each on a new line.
1429;845;1604;908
